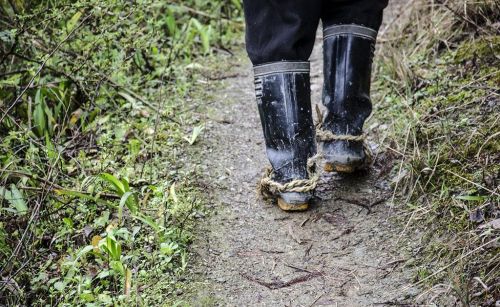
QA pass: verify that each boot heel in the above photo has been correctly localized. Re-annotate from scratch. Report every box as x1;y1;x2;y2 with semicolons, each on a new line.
324;162;356;173
277;198;309;211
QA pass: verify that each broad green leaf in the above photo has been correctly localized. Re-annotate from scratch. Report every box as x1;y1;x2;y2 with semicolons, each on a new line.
66;11;82;33
230;0;242;10
110;260;125;275
8;184;28;215
33;89;46;137
100;173;126;195
62;217;73;228
117;91;136;106
191;18;211;54
45;133;57;162
160;242;178;256
0;186;12;201
53;281;65;291
128;139;141;157
105;236;121;261
165;11;177;37
43;99;55;136
118;191;137;220
96;270;110;279
120;177;130;193
75;245;94;261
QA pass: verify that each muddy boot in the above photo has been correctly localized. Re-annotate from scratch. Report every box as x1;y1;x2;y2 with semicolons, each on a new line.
254;62;316;211
319;24;377;173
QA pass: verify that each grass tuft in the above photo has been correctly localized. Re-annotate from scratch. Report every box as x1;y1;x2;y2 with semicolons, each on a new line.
373;0;499;304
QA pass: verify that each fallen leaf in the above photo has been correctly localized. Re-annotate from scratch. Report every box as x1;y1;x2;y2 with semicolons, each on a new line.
124;268;132;295
91;235;102;253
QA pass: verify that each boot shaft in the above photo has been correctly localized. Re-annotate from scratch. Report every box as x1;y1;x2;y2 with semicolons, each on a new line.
322;24;377;135
253;61;316;183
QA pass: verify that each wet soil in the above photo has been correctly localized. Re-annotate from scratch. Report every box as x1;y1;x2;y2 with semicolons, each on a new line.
188;4;420;306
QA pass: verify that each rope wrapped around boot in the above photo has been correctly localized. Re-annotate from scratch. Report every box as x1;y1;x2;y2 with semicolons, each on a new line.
258;154;321;201
315;129;374;166
314;105;373;165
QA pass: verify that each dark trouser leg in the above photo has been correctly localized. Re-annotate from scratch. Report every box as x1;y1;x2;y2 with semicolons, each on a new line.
319;0;388;173
243;0;321;65
321;0;388;30
243;1;320;210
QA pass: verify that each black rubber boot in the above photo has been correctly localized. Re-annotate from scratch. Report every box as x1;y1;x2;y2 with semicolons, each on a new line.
254;62;316;211
320;24;377;173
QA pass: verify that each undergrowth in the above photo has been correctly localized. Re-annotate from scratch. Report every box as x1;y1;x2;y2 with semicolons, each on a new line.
373;0;499;305
0;0;242;305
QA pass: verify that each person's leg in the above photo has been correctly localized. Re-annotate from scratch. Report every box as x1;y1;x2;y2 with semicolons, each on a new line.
243;0;321;211
318;0;388;173
243;0;321;65
321;0;388;30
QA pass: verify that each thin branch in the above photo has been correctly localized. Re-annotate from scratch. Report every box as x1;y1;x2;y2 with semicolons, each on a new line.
240;271;323;290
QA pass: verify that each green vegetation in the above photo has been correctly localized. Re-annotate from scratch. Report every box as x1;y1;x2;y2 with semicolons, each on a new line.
2;0;498;305
373;0;499;304
0;0;242;305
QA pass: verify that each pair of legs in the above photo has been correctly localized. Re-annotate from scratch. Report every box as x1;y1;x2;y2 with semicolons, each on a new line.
244;0;388;65
244;0;388;211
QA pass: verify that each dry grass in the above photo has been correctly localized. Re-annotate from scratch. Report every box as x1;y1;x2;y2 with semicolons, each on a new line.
372;0;499;305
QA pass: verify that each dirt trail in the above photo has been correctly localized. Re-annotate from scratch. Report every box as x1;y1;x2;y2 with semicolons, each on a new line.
189;4;419;306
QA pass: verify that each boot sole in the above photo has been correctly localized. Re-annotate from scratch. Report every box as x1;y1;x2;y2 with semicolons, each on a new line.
324;162;356;173
277;198;309;211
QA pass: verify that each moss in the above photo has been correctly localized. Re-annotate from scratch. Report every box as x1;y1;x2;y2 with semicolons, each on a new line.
454;36;500;63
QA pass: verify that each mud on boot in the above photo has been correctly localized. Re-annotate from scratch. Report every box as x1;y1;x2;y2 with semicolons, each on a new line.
254;62;317;211
318;131;368;173
318;24;377;173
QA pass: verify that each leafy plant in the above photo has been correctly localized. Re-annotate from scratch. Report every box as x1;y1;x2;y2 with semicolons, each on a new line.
0;0;242;304
100;173;139;216
0;184;28;216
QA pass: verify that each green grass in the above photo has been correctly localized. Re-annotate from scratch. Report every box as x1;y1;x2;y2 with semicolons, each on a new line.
0;0;243;305
372;0;499;304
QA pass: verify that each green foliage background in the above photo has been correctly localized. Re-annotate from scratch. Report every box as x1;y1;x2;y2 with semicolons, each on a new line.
0;0;242;305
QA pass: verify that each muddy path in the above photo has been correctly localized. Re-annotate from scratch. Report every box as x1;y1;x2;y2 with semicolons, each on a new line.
188;4;419;306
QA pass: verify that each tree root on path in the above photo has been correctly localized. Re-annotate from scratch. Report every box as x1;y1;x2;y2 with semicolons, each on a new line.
240;271;323;290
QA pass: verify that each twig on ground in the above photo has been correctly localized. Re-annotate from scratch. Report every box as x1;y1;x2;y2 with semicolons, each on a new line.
335;196;388;214
320;251;350;257
258;248;285;254
240;271;323;290
308;293;325;307
283;263;313;273
303;243;313;260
